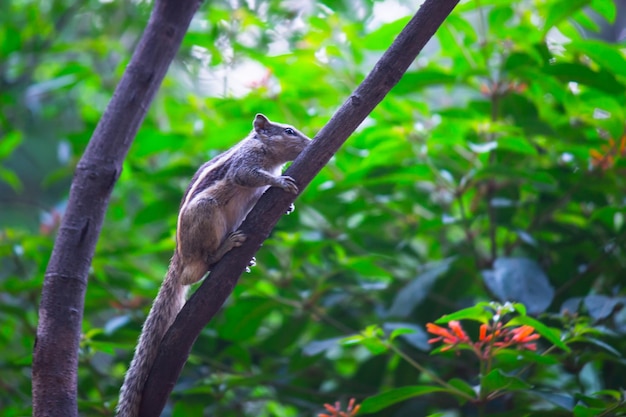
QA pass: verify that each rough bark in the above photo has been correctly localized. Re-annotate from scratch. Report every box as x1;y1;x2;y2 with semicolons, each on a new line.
139;0;460;415
31;0;202;415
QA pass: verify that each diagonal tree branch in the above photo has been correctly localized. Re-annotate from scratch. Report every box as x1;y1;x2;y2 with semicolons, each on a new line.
140;0;460;415
31;0;202;416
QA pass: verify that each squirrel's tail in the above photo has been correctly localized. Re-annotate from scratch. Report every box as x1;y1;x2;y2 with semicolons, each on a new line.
116;255;188;417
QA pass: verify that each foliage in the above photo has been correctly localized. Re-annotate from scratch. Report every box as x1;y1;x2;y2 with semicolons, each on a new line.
1;0;626;416
352;302;626;415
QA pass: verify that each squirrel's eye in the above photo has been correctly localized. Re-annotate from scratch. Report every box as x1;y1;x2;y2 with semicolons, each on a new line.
284;128;295;136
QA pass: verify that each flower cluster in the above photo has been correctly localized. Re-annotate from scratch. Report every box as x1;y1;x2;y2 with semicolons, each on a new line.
319;398;360;417
590;134;626;171
427;320;540;360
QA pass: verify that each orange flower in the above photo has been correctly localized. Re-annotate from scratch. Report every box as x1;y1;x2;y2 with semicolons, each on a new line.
509;325;540;350
320;402;337;417
319;398;360;417
427;319;540;356
427;321;470;351
449;321;469;340
479;324;488;341
478;323;501;343
590;148;614;170
510;325;540;343
590;134;626;171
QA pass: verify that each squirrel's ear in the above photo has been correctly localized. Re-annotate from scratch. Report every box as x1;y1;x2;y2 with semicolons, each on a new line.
253;114;270;134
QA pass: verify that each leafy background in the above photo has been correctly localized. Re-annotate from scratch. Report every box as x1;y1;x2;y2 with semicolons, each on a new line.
1;0;625;416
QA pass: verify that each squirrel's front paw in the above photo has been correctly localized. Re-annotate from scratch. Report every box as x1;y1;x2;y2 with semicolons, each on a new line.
227;230;247;247
275;176;299;194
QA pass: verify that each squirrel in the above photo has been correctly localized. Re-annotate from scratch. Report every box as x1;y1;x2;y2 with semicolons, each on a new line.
116;114;310;417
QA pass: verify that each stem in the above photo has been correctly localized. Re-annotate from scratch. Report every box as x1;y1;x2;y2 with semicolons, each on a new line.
596;401;625;417
478;403;486;417
477;353;487;404
514;345;556;379
457;192;484;266
388;343;475;402
485;89;500;263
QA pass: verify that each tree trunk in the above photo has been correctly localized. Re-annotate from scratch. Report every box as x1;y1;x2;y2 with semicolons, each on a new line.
31;0;202;415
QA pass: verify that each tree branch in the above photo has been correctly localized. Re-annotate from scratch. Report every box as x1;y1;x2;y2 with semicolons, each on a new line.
140;0;460;415
31;0;202;416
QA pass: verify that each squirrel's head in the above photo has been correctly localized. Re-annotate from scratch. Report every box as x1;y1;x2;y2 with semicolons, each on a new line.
253;114;311;162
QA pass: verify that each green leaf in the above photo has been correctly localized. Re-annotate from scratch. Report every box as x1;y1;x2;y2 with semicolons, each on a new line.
492;349;559;367
0;167;22;192
0;26;22;56
448;378;477;401
572;40;626;82
359;385;449;413
542;0;590;34
363;17;411;50
132;129;189;158
88;341;118;355
574;392;615;408
360;338;390;355
389;327;415;340
573;405;610;417
589;0;617;23
592;389;625;401
481;369;531;395
134;200;176;225
0;131;22;160
383;322;430;351
497;136;538;155
394;70;457;93
435;305;493;324
172;399;206;416
591;206;624;231
219;298;278;342
488;5;514;31
342;255;391;280
580;337;622;357
513;303;527;316
436;21;458;56
572;9;600;32
542;62;624;95
340;325;389;355
260;315;309;352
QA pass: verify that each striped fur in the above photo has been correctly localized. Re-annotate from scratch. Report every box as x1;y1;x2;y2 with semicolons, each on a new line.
116;114;310;416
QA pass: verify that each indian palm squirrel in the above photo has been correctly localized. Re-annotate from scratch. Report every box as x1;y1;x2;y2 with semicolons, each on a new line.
116;114;310;417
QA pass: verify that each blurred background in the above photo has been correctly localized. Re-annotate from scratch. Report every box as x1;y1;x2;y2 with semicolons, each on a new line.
1;0;626;415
